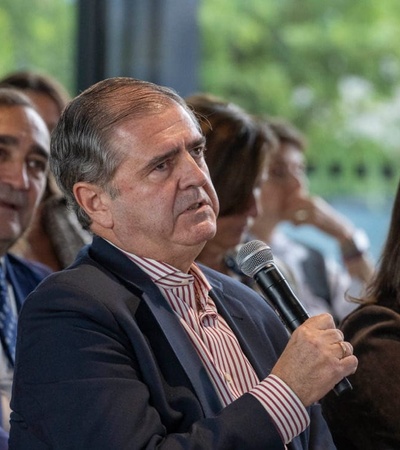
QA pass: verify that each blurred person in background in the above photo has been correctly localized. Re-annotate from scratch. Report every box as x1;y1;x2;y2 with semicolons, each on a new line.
186;93;345;448
0;87;52;446
0;70;91;271
322;176;400;449
0;71;70;132
185;93;277;282
249;117;375;322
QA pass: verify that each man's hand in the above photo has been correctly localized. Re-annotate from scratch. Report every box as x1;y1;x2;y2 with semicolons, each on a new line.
271;314;358;406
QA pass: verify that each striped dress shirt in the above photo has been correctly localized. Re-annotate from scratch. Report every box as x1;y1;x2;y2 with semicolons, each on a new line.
124;252;309;445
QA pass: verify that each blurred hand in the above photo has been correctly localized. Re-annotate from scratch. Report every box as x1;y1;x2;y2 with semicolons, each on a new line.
271;314;358;406
283;194;375;282
284;194;354;241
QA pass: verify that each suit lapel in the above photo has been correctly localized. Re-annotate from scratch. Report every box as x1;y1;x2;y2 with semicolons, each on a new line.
208;283;269;380
89;237;223;417
140;286;223;416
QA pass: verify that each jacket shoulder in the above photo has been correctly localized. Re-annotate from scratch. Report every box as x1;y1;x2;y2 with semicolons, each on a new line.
6;253;52;280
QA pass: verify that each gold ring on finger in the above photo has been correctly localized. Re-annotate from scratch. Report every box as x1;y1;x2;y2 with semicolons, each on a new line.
338;341;347;360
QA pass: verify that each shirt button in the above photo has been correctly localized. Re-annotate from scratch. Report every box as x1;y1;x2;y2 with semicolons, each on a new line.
224;373;232;384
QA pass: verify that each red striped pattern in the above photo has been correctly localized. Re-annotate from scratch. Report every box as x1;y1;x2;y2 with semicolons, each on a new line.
124;252;309;444
251;375;309;444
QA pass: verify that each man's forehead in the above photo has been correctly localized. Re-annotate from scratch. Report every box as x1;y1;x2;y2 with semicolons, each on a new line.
0;103;40;123
117;102;200;141
0;105;50;150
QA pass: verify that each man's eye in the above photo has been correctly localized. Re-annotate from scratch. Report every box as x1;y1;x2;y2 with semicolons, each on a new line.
154;161;168;171
27;158;48;173
0;147;9;161
191;146;205;158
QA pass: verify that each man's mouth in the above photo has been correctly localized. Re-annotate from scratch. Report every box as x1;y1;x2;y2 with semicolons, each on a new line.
187;202;203;211
0;199;18;210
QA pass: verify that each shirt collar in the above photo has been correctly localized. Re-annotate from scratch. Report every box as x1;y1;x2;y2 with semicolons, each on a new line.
103;239;211;291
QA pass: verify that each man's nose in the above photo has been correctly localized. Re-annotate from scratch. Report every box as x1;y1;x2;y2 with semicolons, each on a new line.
1;161;30;190
180;154;208;188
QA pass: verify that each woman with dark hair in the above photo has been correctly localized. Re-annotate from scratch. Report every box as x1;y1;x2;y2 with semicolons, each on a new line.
185;93;276;278
322;176;400;449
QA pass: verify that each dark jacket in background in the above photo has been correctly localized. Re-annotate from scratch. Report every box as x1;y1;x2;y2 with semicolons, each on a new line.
322;304;400;449
1;252;52;450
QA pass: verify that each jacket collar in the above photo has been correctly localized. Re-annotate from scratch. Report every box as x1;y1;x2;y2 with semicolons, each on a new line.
83;236;224;416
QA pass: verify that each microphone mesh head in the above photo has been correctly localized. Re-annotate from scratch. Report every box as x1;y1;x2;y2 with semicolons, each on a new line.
236;240;274;277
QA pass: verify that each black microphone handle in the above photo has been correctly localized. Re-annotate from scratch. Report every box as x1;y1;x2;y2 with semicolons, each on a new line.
254;266;352;396
255;268;309;333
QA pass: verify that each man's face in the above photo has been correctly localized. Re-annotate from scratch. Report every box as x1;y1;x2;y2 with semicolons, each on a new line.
0;105;50;252
90;103;219;271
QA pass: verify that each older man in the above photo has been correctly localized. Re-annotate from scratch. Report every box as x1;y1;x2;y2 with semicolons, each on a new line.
10;78;357;449
0;88;51;447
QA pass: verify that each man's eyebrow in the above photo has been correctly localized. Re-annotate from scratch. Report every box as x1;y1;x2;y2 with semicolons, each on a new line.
0;134;49;160
0;134;18;146
188;136;206;149
30;144;49;160
140;148;180;175
140;136;206;175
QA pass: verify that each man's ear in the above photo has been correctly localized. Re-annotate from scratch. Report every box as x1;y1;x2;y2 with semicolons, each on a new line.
73;182;113;229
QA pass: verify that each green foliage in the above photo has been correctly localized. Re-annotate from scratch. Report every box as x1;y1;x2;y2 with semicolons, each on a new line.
0;0;398;200
199;0;400;197
0;0;76;95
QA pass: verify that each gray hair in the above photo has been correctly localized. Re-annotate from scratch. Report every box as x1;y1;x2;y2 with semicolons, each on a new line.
50;77;199;229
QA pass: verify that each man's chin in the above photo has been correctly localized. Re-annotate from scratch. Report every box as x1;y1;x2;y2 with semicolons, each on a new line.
185;224;216;248
198;222;217;240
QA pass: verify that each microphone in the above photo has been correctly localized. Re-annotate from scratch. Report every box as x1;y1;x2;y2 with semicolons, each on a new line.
237;239;352;396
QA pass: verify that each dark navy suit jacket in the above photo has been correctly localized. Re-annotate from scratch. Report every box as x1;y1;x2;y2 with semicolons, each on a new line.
9;237;335;449
0;425;8;450
1;253;51;450
4;253;52;311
